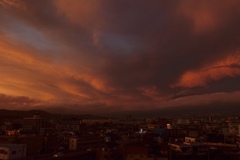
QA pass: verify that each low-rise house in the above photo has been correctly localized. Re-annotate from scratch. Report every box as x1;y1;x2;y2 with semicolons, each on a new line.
0;144;26;160
125;146;154;160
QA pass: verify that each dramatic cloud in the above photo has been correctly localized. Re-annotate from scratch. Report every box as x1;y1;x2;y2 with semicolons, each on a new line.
173;53;240;88
0;93;40;110
1;0;240;113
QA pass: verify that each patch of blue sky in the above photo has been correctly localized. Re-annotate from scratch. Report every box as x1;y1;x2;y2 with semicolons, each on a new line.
1;16;60;52
101;32;149;54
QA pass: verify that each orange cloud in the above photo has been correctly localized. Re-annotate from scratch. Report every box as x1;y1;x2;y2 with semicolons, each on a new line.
2;0;240;112
178;0;240;34
53;0;102;25
0;93;41;110
53;0;107;46
0;33;110;104
137;86;167;102
173;53;240;88
162;91;240;109
0;0;26;11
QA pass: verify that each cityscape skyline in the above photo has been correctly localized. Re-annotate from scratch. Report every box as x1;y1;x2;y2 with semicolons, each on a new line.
1;0;240;114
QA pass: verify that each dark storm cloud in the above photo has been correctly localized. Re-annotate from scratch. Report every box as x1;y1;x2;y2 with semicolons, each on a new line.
101;0;240;98
1;0;240;112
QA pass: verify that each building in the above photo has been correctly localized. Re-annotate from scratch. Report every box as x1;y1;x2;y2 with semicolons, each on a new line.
96;146;114;160
59;117;82;131
22;114;50;134
0;144;26;160
168;137;208;160
185;137;196;143
69;135;104;151
125;146;154;160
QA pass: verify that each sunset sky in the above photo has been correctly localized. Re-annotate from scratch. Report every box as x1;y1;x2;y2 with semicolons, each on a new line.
1;0;240;114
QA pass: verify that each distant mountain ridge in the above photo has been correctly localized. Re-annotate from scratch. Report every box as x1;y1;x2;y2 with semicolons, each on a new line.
0;109;104;119
0;109;53;118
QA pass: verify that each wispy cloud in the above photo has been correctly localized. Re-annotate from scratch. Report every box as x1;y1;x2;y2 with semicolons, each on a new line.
1;0;240;113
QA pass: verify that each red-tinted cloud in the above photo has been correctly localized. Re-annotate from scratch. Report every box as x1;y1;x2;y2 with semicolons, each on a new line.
1;0;240;113
173;54;240;88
